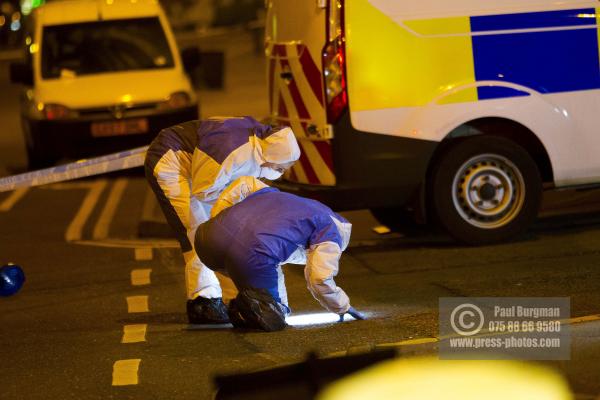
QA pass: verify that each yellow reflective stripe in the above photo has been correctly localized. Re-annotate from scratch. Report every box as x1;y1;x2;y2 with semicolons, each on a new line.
279;77;301;120
345;0;477;110
301;140;336;185
287;46;326;123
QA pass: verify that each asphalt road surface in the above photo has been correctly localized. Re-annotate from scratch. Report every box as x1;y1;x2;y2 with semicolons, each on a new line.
1;174;600;399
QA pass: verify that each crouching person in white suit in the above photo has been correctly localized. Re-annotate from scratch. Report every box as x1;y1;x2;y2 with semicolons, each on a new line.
144;117;300;324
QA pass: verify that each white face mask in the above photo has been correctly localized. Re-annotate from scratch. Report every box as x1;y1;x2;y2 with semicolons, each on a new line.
259;166;283;180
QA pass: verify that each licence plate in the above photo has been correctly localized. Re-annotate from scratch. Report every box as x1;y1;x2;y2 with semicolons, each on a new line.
91;118;149;137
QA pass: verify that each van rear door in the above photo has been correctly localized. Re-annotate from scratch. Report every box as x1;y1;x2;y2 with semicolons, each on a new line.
265;0;335;186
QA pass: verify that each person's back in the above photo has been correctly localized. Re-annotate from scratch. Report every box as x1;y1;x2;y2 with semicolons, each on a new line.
197;187;349;268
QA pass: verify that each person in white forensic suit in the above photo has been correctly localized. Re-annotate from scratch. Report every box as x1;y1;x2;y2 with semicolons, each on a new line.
193;176;366;331
144;117;300;323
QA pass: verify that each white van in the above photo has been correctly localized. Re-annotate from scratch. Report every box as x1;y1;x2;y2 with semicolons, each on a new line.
10;0;198;168
266;0;600;244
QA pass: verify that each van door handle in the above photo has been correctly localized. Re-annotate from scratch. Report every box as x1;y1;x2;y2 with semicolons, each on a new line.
280;72;293;81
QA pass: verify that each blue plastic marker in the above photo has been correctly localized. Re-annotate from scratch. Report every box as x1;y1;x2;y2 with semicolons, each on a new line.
0;263;25;297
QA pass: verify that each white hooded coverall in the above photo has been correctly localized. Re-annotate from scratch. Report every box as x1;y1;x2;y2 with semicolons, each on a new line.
144;117;300;300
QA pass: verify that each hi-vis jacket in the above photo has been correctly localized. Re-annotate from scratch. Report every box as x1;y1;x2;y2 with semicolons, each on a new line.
195;176;352;314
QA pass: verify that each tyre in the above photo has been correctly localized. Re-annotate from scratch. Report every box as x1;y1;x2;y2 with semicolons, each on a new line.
429;136;542;245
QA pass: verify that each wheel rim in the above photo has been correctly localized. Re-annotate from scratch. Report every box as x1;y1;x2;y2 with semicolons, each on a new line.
452;154;526;229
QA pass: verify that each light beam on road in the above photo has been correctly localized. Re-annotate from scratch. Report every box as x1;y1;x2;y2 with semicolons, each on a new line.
286;312;356;326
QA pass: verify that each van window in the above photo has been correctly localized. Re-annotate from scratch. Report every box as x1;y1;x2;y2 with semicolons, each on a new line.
41;17;174;79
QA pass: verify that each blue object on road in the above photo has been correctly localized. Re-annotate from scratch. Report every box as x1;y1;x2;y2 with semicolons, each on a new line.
0;263;25;297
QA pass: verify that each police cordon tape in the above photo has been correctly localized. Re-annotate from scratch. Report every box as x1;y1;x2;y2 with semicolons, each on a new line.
0;146;148;193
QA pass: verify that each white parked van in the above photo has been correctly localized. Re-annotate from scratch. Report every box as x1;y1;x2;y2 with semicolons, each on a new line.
266;0;600;244
10;0;198;168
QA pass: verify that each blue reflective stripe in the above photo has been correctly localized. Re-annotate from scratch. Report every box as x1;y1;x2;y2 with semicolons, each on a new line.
470;8;595;32
470;9;600;100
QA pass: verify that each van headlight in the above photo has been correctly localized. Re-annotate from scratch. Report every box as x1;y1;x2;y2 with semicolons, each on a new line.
32;103;78;120
158;91;192;110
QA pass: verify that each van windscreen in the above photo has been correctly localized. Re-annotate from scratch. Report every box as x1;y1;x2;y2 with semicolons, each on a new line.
41;17;175;78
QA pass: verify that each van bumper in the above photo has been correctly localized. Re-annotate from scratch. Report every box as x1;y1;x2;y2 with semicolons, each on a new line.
274;111;439;212
272;179;422;211
26;105;198;160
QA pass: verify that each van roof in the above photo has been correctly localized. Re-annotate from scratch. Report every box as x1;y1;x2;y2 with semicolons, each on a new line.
36;0;163;26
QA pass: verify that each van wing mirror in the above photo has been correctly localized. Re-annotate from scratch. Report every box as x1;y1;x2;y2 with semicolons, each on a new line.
9;62;34;86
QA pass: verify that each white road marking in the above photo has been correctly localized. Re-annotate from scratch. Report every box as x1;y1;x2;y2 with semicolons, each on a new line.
65;180;108;242
126;296;149;313
112;359;141;386
0;187;29;212
134;248;153;261
93;178;128;240
131;269;152;286
122;324;147;343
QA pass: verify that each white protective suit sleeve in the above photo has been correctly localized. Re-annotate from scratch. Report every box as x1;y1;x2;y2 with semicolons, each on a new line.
210;176;269;218
304;241;350;314
190;126;300;204
190;142;259;203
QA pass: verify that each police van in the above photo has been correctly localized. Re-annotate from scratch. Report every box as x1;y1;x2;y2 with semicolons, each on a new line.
266;0;600;244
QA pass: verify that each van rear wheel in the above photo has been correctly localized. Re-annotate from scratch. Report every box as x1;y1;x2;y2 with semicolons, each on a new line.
430;136;542;245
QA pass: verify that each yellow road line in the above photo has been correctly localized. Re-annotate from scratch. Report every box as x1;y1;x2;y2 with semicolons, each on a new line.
134;248;153;261
126;296;149;313
74;238;178;249
93;178;128;240
0;187;29;212
112;359;141;386
567;314;600;324
122;324;147;343
65;180;108;242
328;313;600;358
377;338;439;348
131;269;152;286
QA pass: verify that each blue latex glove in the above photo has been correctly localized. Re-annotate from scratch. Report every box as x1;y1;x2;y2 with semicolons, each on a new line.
338;306;366;322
